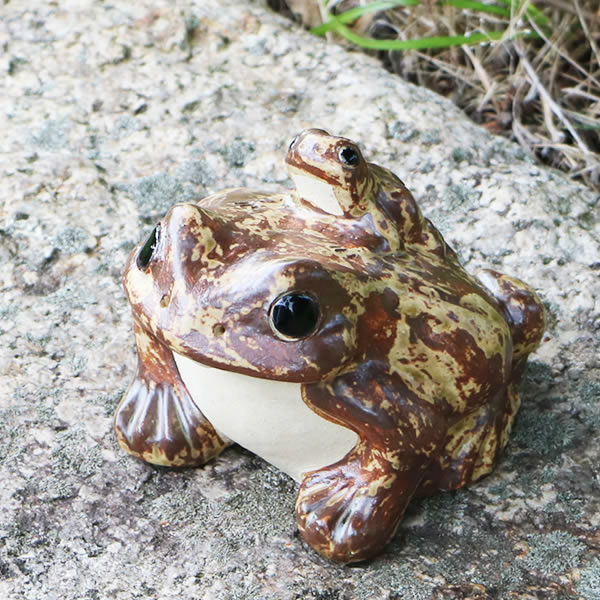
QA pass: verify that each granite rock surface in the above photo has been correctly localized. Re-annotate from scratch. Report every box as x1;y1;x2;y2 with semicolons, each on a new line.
0;1;599;599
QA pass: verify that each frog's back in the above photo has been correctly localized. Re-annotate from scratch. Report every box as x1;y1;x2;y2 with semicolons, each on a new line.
370;252;513;410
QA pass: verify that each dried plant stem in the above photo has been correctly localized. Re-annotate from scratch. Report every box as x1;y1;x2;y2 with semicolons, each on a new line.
538;0;599;22
574;0;600;71
318;0;335;41
515;44;591;156
527;17;600;91
461;45;497;111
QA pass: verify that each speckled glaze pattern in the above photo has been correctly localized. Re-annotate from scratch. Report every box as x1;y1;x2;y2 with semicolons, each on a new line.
115;129;544;563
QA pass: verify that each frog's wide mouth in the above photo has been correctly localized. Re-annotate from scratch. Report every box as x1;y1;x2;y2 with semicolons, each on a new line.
173;352;357;482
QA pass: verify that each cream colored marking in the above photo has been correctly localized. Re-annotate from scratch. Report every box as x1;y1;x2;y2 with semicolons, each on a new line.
126;267;156;305
135;328;155;355
302;482;333;497
408;413;421;436
367;474;395;495
290;171;344;216
174;353;358;482
326;488;349;507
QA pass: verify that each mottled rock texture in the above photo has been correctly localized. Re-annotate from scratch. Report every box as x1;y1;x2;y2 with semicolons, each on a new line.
0;1;598;599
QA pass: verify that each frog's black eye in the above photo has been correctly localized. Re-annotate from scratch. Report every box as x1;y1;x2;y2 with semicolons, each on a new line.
288;135;299;152
339;146;360;167
136;225;160;270
270;292;320;339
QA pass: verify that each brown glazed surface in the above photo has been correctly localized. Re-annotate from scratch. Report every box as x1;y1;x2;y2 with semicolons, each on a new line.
115;129;545;563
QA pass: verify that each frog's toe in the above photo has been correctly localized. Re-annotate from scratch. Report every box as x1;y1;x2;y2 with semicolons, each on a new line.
476;269;545;360
114;374;228;467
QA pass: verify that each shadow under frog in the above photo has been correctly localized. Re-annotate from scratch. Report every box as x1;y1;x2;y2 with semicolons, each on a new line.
115;129;544;563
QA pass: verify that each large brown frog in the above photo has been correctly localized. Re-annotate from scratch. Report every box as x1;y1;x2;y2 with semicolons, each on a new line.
115;129;545;563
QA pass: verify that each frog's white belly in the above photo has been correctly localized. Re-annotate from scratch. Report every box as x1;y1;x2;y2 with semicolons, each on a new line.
174;353;358;482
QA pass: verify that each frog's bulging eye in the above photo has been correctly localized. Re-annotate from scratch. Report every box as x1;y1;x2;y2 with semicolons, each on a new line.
136;225;160;270
339;146;360;167
270;292;320;339
288;135;299;151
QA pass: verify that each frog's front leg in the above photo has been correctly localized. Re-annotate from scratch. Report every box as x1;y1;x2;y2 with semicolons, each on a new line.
114;317;230;467
297;363;447;563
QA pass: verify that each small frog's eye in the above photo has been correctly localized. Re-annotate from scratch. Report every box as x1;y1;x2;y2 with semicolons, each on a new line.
288;135;299;152
270;292;320;339
338;145;360;167
136;225;160;270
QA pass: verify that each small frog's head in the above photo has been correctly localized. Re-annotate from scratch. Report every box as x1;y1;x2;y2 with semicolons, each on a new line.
286;129;437;252
286;129;375;218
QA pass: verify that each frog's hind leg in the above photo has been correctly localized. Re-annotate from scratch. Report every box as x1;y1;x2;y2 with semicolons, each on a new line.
420;269;545;493
115;318;229;467
296;364;447;563
418;270;544;494
418;385;519;494
476;269;545;367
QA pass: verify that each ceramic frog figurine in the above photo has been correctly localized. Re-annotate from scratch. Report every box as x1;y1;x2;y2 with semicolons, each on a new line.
115;129;544;563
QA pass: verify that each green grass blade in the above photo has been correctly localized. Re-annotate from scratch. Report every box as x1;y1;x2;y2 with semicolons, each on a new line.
312;0;545;48
320;17;533;50
445;0;511;18
312;0;419;37
313;0;549;39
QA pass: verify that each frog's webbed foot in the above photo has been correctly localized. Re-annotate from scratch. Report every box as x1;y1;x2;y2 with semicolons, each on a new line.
476;269;545;362
115;319;229;467
296;451;418;563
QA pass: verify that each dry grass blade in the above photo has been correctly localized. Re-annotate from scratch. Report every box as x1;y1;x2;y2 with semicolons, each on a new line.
515;43;590;155
575;0;600;69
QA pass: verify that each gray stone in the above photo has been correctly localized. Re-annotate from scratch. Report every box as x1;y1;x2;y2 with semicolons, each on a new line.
0;1;598;598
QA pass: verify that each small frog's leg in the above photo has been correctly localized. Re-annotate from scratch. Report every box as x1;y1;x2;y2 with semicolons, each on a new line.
297;363;447;563
114;317;230;467
476;270;545;366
